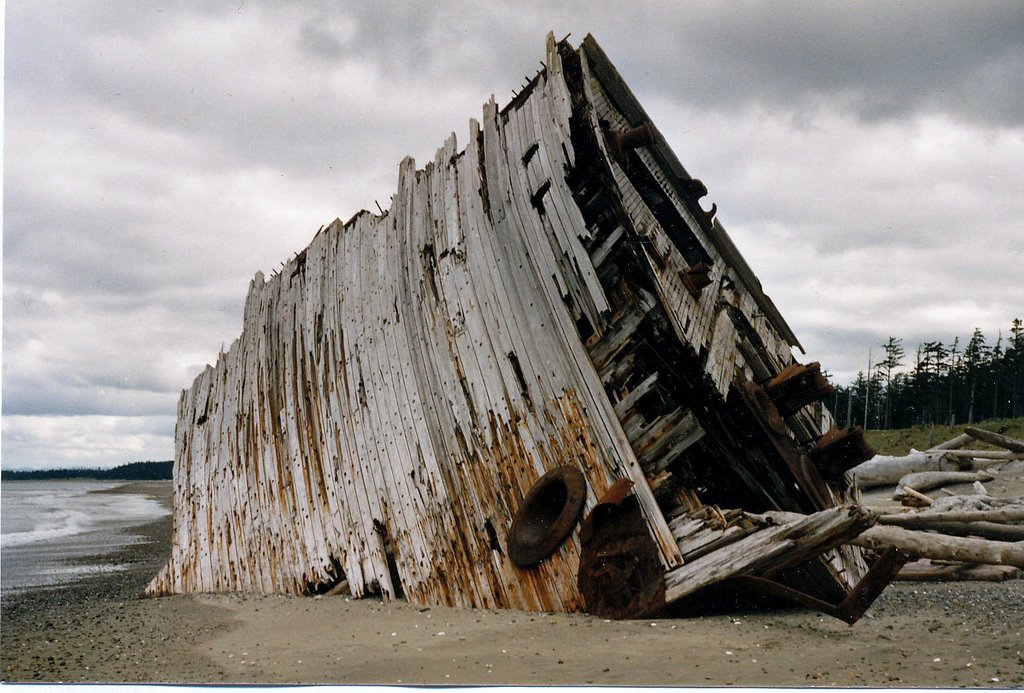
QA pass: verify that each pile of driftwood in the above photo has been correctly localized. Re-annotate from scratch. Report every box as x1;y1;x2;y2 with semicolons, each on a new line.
845;426;1024;582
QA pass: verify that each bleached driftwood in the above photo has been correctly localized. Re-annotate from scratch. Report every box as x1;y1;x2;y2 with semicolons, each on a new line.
895;560;1021;582
850;451;967;489
898;487;934;507
927;493;1021;513
928;432;974;451
757;508;1024;568
853;525;1024;567
893;470;995;498
886;520;1024;542
877;507;1024;526
882;492;1024;541
943;449;1024;461
964;426;1024;453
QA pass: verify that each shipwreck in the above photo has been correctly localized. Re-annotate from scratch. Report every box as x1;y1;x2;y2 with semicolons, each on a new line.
148;34;907;621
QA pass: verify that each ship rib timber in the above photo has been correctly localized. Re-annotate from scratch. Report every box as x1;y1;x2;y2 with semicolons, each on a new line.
149;33;889;621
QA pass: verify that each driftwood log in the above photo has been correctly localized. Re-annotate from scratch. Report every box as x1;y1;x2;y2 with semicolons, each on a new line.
853;525;1024;567
898;486;934;507
943;449;1024;461
964;426;1024;453
756;509;1024;568
922;494;1018;514
882;520;1024;542
893;470;995;498
850;452;967;489
878;507;1024;526
895;560;1021;582
928;432;975;451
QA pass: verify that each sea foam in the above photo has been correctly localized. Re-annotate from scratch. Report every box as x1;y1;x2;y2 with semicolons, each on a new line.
0;480;170;592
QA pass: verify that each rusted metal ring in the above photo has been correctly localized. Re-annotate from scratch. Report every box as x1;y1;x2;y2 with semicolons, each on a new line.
507;465;588;567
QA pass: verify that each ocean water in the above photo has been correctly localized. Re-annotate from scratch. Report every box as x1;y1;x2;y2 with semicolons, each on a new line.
0;480;170;595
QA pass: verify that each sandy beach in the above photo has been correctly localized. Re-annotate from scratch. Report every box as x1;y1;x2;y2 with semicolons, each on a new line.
2;480;1023;686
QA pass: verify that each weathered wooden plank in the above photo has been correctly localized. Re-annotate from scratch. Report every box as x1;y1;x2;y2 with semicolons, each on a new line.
638;411;705;474
664;505;874;604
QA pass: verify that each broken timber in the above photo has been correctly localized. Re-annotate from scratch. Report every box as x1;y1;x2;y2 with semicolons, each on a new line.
147;34;893;621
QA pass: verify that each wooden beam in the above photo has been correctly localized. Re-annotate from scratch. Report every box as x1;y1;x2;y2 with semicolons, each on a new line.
733;375;834;511
663;504;874;604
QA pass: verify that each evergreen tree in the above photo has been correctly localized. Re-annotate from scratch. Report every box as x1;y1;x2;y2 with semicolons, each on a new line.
991;332;1004;418
850;371;867;427
946;337;959;426
1011;318;1024;417
834;320;1023;429
879;337;904;429
963;328;989;423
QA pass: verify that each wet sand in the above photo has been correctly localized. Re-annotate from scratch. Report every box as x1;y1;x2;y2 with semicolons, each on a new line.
2;480;1023;686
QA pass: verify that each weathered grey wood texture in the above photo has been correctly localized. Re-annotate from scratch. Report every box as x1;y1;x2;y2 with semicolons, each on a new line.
148;34;865;610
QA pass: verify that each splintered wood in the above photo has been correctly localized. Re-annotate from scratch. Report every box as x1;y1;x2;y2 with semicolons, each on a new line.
148;33;883;619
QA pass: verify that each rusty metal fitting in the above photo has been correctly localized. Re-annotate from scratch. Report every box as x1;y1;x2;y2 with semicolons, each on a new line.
507;465;588;567
681;261;713;298
612;122;656;160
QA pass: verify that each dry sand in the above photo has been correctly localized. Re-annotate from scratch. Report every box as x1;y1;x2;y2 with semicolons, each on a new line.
2;480;1023;686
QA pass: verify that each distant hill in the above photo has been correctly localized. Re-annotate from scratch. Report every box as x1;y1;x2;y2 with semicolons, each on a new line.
1;460;173;481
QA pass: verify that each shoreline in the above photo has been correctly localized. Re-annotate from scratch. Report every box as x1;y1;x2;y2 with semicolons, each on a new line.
2;480;239;682
3;480;1023;685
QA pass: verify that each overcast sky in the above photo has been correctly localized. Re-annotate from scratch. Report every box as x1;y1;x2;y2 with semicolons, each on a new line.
3;1;1022;469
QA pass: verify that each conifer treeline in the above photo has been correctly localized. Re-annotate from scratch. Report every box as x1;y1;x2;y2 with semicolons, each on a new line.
830;319;1024;429
0;460;173;481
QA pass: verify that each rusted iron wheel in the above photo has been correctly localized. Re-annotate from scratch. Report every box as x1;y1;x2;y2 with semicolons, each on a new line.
507;465;588;567
577;484;665;619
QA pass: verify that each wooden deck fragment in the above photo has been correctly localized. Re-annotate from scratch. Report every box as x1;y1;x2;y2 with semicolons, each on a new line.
663;505;875;604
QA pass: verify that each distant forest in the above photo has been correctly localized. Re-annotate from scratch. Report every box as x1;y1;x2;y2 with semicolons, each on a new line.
831;319;1024;430
1;460;173;481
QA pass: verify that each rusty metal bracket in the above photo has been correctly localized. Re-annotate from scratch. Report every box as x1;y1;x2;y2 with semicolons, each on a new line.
809;426;876;481
681;261;713;298
735;546;909;624
733;375;834;511
610;122;656;162
764;362;834;417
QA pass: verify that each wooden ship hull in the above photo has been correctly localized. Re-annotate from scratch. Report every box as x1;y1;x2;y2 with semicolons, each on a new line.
148;34;900;621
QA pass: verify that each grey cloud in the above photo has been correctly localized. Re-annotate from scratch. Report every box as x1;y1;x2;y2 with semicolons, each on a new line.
4;1;1022;468
299;21;346;60
16;3;494;178
3;380;178;418
1;414;176;470
612;1;1024;125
